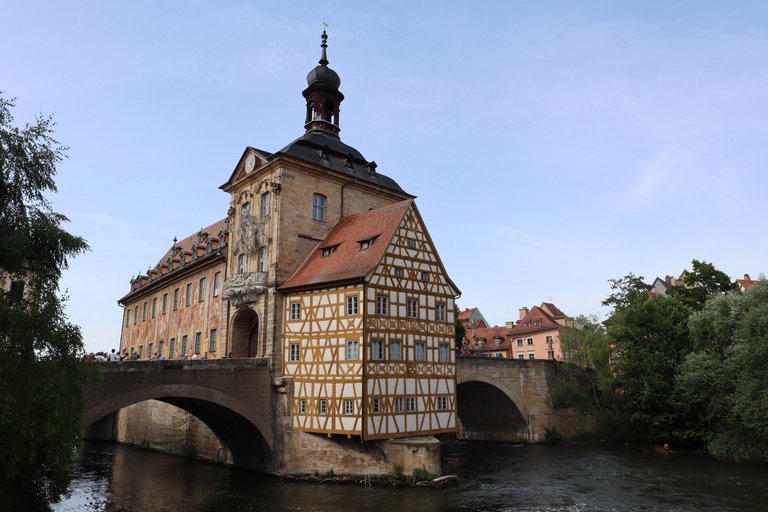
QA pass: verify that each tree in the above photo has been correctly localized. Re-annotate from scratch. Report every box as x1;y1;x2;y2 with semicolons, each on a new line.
454;304;466;354
559;315;611;411
602;273;651;313
607;293;692;442
0;94;92;510
675;281;768;460
667;259;738;311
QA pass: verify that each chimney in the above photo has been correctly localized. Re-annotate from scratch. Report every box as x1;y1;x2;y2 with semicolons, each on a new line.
519;307;529;321
505;321;516;330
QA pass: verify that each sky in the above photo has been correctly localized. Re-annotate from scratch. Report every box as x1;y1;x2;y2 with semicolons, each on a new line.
3;1;768;353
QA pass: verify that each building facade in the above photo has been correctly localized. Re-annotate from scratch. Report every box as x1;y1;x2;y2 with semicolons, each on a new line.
117;30;460;442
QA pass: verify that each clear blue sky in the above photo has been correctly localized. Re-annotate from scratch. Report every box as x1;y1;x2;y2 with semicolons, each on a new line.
4;1;767;353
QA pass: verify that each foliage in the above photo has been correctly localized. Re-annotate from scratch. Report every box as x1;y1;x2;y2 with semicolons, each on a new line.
559;315;612;411
547;380;593;413
675;281;768;460
667;259;739;311
601;273;650;313
607;292;692;442
0;94;92;510
411;466;435;482
453;304;465;352
543;427;565;444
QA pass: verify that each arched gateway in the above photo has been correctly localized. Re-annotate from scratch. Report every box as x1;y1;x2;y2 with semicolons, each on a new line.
83;359;274;471
231;308;259;357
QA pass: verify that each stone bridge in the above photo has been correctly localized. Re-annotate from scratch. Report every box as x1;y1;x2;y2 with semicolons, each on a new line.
83;357;594;472
456;357;595;442
83;358;276;471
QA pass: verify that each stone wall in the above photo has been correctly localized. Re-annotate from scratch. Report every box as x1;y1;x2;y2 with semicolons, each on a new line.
280;431;441;477
115;400;232;464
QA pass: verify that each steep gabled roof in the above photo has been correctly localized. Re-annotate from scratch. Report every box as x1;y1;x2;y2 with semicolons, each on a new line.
540;302;567;320
279;200;412;291
508;305;562;336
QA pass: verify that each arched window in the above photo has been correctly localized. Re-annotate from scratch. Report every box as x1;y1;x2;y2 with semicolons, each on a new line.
312;193;327;222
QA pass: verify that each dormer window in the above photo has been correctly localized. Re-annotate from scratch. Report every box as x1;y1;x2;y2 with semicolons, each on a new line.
358;235;378;251
534;320;542;326
320;244;339;258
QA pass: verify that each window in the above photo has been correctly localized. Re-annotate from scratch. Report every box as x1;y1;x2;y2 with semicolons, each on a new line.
213;271;222;296
138;345;144;358
319;399;327;415
407;239;415;249
142;302;147;321
372;398;381;413
534;320;542;326
290;302;301;320
169;338;176;358
527;337;534;346
209;329;217;352
198;277;206;302
237;253;247;274
148;342;153;356
321;247;333;257
546;335;553;345
158;340;164;357
173;289;179;310
151;298;157;318
258;247;268;273
289;343;300;362
407;299;418;318
261;191;270;218
516;338;523;347
346;295;358;315
528;353;535;360
185;283;192;306
389;340;402;360
376;295;388;316
415;342;426;361
394;267;403;278
133;305;138;325
420;271;429;281
346;340;358;360
162;293;168;314
125;309;130;327
194;332;202;354
437;303;446;322
181;335;188;355
438;344;450;362
299;399;306;414
312;193;327;221
406;397;416;412
344;400;354;415
395;397;404;413
359;240;370;250
371;340;384;360
437;396;448;411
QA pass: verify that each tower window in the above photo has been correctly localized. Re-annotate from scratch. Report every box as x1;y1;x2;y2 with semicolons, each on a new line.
237;253;247;274
261;191;270;218
312;194;327;221
258;247;268;273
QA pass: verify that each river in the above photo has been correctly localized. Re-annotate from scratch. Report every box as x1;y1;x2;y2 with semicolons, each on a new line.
54;440;767;512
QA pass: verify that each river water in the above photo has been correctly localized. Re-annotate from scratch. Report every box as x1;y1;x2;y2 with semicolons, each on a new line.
54;440;767;512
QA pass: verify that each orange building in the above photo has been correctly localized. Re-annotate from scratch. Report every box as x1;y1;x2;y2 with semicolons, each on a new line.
508;303;572;360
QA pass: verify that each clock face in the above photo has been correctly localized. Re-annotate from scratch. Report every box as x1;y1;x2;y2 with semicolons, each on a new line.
245;154;256;173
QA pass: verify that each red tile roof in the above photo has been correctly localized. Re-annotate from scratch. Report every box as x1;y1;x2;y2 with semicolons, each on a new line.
280;200;412;290
465;326;511;351
458;308;477;322
508;305;562;336
540;302;567;319
156;218;227;268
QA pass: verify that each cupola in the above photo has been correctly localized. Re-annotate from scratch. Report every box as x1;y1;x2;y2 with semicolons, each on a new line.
303;30;344;136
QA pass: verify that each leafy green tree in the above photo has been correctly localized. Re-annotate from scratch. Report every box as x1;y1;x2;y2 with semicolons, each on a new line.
559;315;611;411
0;94;92;510
676;281;768;460
602;273;651;313
668;259;738;311
607;293;691;442
454;304;466;353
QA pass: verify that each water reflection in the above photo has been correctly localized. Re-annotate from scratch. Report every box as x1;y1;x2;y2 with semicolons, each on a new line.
55;441;768;512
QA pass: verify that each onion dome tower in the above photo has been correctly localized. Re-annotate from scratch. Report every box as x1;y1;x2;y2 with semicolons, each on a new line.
302;30;344;136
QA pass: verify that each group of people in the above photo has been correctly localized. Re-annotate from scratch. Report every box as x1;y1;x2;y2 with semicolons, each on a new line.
85;349;224;361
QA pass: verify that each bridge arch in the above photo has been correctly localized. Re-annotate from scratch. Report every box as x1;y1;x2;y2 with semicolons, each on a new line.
83;361;275;471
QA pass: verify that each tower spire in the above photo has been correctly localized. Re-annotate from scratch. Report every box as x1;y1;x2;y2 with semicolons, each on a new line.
319;28;329;66
302;28;344;136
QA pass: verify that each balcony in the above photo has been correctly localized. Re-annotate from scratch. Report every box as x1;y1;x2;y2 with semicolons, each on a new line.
222;272;268;308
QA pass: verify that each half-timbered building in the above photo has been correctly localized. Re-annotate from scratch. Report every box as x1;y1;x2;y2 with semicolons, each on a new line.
281;200;459;439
